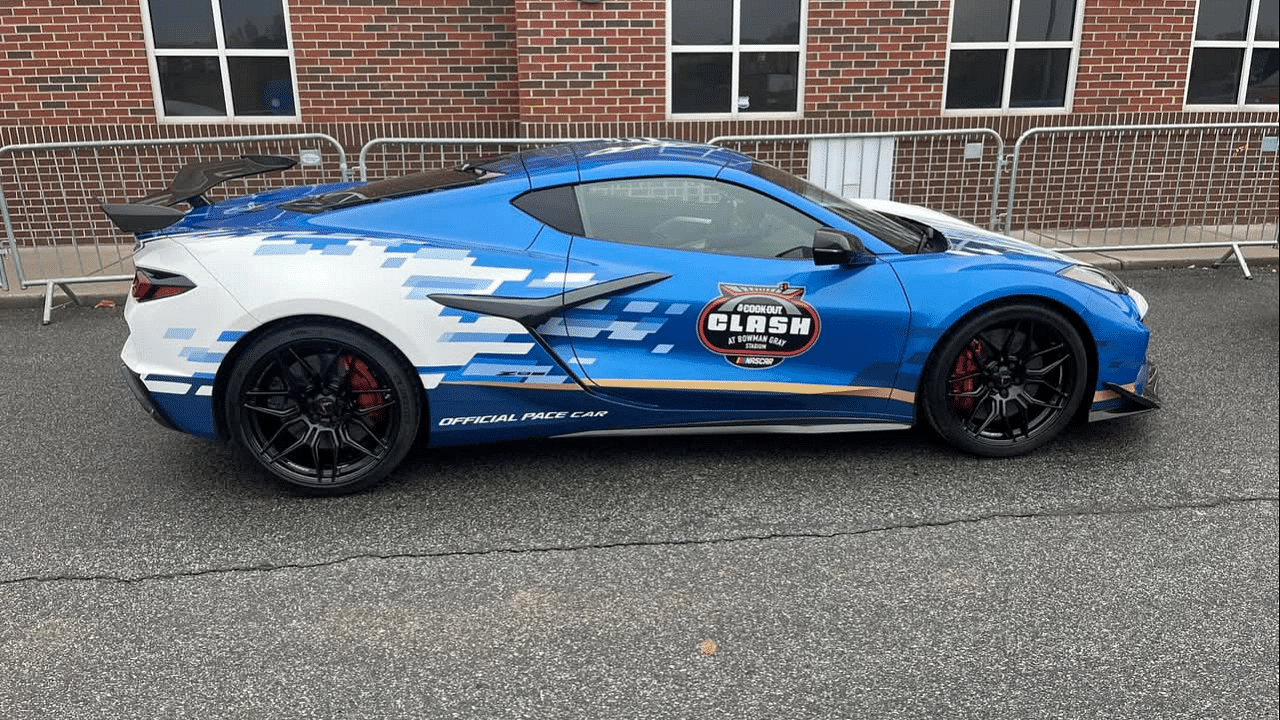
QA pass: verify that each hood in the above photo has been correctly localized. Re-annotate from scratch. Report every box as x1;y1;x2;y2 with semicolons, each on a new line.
853;198;1079;265
852;198;1148;319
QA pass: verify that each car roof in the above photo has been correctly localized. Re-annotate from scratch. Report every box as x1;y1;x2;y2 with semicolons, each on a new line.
501;140;752;180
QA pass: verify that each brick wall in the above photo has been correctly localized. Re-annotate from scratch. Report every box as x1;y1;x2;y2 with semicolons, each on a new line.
0;0;521;126
1073;0;1197;113
3;0;1274;133
0;0;153;124
0;0;1275;241
805;0;949;119
291;0;519;123
515;0;955;125
516;0;665;124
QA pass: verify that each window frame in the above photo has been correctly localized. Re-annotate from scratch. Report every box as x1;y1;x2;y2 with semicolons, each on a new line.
666;0;809;120
942;0;1087;114
139;0;301;123
1185;0;1279;109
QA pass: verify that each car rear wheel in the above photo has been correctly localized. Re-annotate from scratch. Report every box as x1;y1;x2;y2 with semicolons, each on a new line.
223;321;421;494
922;304;1088;457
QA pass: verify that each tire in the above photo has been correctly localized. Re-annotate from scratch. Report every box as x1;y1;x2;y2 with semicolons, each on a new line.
921;304;1088;457
223;321;422;495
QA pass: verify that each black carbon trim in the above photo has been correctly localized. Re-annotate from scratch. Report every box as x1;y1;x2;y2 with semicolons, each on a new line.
1104;379;1160;411
119;364;179;433
101;155;297;234
100;203;188;234
1092;365;1161;422
428;271;671;326
137;155;297;208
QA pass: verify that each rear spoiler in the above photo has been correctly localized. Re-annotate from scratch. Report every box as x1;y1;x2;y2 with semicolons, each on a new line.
101;154;296;234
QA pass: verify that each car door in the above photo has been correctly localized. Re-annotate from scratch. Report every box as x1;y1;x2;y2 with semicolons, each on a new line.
546;176;915;420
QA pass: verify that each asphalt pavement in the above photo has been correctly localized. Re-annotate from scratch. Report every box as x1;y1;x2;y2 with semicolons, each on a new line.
0;268;1276;719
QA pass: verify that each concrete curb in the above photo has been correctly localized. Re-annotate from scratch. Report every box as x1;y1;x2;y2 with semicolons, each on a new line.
0;289;129;311
0;279;130;311
1065;247;1279;273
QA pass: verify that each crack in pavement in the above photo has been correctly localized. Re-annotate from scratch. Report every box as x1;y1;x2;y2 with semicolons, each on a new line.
3;495;1276;587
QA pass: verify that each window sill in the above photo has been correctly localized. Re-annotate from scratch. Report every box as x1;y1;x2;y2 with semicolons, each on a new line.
941;107;1073;117
668;111;805;122
156;115;303;124
1182;103;1280;112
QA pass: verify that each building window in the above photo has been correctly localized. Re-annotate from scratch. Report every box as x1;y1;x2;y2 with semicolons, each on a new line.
1187;0;1279;106
142;0;299;121
944;0;1083;111
668;0;805;116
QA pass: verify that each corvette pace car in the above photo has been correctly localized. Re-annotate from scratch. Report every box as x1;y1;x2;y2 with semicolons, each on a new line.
102;139;1159;494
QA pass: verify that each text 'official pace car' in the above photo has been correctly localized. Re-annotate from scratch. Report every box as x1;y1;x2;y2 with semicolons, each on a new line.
103;140;1159;494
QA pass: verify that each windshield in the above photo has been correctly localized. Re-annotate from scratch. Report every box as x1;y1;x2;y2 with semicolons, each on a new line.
749;161;923;254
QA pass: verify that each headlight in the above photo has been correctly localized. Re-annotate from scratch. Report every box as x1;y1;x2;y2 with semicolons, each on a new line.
1127;286;1150;320
1058;264;1128;294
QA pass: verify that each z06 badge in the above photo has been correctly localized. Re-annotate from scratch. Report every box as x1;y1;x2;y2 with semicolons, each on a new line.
697;282;821;369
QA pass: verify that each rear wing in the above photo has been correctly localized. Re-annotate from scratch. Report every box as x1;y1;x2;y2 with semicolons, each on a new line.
101;154;296;234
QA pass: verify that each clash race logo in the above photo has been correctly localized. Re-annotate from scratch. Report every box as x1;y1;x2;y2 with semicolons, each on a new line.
697;282;821;369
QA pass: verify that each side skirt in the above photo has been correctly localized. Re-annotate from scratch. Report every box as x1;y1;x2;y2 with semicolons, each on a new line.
554;420;912;439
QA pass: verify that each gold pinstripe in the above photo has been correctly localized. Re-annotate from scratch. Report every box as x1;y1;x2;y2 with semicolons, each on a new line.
592;378;890;396
445;379;918;403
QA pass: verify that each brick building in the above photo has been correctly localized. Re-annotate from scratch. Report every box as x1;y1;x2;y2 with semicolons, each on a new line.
1;0;1274;140
0;0;1276;236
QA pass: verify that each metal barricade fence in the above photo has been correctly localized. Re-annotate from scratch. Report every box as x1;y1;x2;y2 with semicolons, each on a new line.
0;133;349;321
708;130;1007;230
1003;123;1279;278
5;126;1276;302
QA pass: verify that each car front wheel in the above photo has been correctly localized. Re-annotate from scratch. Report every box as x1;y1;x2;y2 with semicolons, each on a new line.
922;304;1088;457
223;321;422;494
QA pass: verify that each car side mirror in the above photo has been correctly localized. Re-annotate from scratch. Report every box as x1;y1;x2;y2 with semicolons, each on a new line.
813;228;873;266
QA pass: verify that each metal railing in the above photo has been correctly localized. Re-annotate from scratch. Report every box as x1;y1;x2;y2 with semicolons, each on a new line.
4;124;1277;308
0;235;8;291
709;129;1007;230
1002;122;1279;278
0;133;348;322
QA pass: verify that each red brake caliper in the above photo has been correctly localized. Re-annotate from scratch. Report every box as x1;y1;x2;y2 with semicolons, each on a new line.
951;340;982;415
343;355;386;425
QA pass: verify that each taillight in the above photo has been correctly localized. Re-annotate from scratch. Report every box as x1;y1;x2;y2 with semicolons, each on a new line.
132;268;196;302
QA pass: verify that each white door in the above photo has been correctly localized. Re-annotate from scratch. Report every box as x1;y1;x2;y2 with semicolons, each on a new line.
808;137;895;200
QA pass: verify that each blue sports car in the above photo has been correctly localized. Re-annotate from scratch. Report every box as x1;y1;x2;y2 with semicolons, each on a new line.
103;139;1159;494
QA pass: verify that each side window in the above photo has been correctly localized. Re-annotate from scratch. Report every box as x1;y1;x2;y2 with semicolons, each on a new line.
512;185;584;235
143;0;299;121
574;177;821;259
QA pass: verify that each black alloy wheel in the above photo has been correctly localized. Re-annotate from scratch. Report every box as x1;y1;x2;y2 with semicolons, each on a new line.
922;304;1089;457
224;321;421;494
